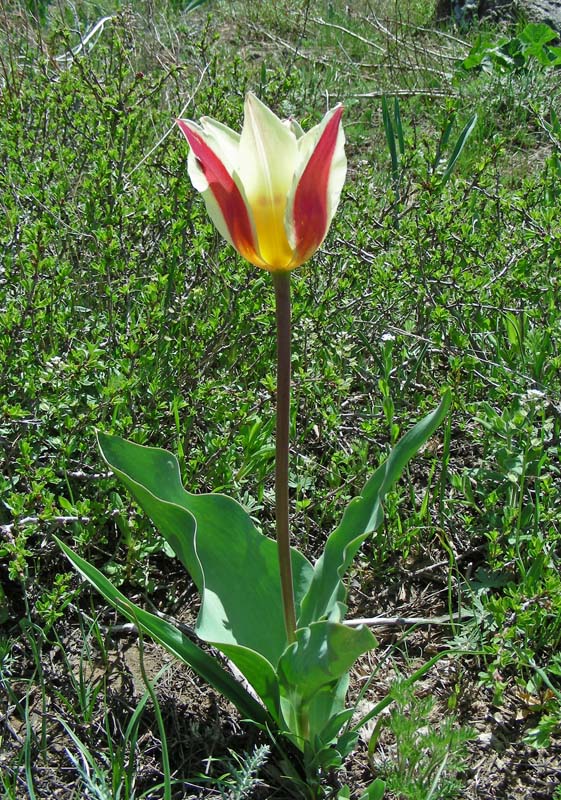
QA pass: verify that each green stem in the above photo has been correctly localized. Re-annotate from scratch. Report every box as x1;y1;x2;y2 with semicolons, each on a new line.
273;270;297;644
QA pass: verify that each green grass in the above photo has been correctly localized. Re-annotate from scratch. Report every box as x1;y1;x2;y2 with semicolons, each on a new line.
1;0;561;797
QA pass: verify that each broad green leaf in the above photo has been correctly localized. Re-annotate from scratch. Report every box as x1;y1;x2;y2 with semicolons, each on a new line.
312;704;354;750
504;310;525;350
97;432;313;670
545;47;561;66
394;96;404;156
359;779;386;800
278;622;375;703
433;116;455;173
185;0;212;10
55;536;268;724
217;642;280;719
298;391;451;627
286;676;352;755
460;33;495;70
382;96;399;182
519;22;557;47
278;622;376;742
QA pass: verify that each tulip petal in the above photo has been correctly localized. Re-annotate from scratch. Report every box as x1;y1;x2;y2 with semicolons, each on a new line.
284;118;305;140
237;94;298;270
198;117;240;174
176;118;263;266
286;106;346;267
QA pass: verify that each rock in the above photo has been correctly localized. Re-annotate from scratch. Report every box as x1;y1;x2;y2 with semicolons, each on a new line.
481;0;561;32
435;0;561;33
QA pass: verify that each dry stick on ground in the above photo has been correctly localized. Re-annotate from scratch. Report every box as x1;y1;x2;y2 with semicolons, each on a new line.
103;603;471;636
345;611;470;627
310;16;385;54
127;63;210;179
364;12;464;63
0;515;93;535
342;89;460;99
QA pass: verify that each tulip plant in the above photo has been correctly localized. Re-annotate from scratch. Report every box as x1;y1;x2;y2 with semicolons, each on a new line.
57;94;451;796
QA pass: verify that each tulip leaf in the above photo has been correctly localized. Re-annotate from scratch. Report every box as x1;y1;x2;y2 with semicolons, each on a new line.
215;642;280;720
278;622;376;703
55;536;268;724
278;621;376;744
298;390;452;627
359;779;387;800
97;432;313;672
312;704;355;753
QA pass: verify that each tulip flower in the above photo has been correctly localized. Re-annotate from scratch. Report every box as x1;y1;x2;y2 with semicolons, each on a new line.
176;95;346;644
176;93;346;272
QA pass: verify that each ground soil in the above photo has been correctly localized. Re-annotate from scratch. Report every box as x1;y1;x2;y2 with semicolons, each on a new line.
3;552;560;799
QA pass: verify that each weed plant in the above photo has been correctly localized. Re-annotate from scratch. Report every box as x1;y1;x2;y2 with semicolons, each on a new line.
369;678;474;800
1;0;561;797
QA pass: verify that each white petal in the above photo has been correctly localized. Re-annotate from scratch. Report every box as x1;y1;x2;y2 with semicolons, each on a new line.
199;116;240;174
236;93;299;268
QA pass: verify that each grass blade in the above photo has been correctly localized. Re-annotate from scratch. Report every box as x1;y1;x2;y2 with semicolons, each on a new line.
382;96;399;183
441;113;478;184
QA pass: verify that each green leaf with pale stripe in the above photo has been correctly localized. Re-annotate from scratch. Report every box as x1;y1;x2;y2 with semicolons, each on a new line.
55;536;268;724
97;432;313;670
298;390;451;627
